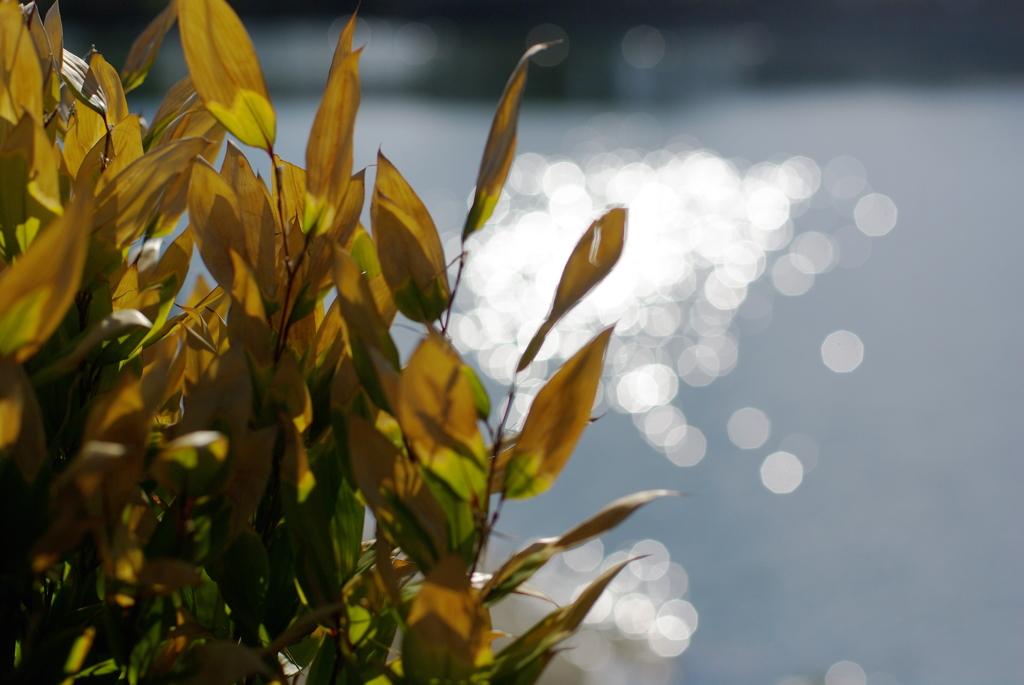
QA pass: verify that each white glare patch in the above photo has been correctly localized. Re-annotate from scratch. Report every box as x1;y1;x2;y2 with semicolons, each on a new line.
826;661;867;685
822;330;864;373
728;407;771;449
450;142;891;469
761;451;804;494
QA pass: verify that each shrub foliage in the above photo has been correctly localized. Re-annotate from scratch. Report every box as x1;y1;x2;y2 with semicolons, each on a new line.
0;1;678;683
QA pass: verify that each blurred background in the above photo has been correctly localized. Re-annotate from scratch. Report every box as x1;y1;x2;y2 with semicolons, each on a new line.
62;1;1024;684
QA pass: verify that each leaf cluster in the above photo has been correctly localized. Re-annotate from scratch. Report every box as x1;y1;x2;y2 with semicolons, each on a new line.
0;2;678;684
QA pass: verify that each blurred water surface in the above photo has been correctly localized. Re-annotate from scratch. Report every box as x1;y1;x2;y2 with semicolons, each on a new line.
202;84;1023;685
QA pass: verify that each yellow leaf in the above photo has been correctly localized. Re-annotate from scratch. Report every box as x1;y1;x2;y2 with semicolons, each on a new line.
329;11;357;73
188;159;248;288
142;76;195;148
178;0;275;150
220;141;276;298
0;113;62;260
142;225;194;297
0;2;43;125
372;152;450;322
303;46;360;236
348;415;448;569
227;250;273;368
518;208;625;371
267;353;313;434
93;137;206;248
404;555;493;682
0;194;91;362
303;169;366;303
503;327;613;499
60;48;106;118
397;331;487;503
344;222;396;325
462;42;554;239
93;114;144;195
62;104;106;180
0;356;47;480
44;1;63;77
121;0;178;92
332;246;399;369
89;52;129;124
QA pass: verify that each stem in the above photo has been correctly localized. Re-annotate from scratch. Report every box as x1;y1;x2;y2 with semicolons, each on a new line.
471;379;517;574
440;250;467;336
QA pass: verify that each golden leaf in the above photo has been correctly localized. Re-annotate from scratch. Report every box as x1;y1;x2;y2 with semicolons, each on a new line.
143;76;196;148
332;247;399;369
503;327;613;499
227;250;273;368
178;0;275;150
404;555;493;681
518;207;625;371
0;2;44;125
89;52;129;124
93;137;206;248
93;114;144;194
348;415;449;568
344;222;396;325
44;1;63;77
62;104;106;180
0;113;62;260
372;152;450;322
329;11;357;73
0;194;91;362
303;46;360;236
463;42;554;239
60;49;106;117
220;141;277;298
397;331;487;503
121;0;178;93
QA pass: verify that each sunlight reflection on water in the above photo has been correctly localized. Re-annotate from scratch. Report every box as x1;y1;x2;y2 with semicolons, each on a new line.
456;140;894;679
448;141;894;461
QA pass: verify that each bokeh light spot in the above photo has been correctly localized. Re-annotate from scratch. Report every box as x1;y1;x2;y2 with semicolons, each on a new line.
728;407;771;449
761;451;804;494
822;330;864;373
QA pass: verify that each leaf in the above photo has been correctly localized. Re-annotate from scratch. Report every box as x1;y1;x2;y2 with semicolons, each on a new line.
461;364;491;420
0;113;62;261
220;141;277;298
303;44;360;236
93;137;206;248
0;2;44;124
347;415;448;570
482;490;681;604
60;48;106;117
329;11;357;73
332;247;399;369
187;157;246;291
345;222;396;325
0;194;91;362
227;250;274;368
518;208;625;371
89;52;130;124
462;42;554;240
178;0;275;150
404;555;493;683
121;0;178;92
207;528;268;645
93;113;144;194
142;76;196;149
397;331;488;503
372;152;450;322
492;559;630;680
503;327;613;499
31;309;152;381
62;102;106;180
44;2;63;78
151;430;231;497
0;356;47;480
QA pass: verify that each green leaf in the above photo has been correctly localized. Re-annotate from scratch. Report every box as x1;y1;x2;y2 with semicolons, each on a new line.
207;529;269;646
463;42;555;239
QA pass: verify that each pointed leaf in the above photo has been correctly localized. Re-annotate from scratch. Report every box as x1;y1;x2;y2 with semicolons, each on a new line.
143;76;196;148
32;309;152;381
0;113;62;261
60;48;106;117
503;327;613;498
304;47;360;236
44;2;63;77
89;52;129;124
121;0;178;92
463;42;553;239
482;490;681;603
345;222;397;325
0;194;91;362
332;247;399;369
404;555;493;682
178;0;275;150
0;3;44;124
518;208;625;371
372;152;450;322
397;331;487;503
